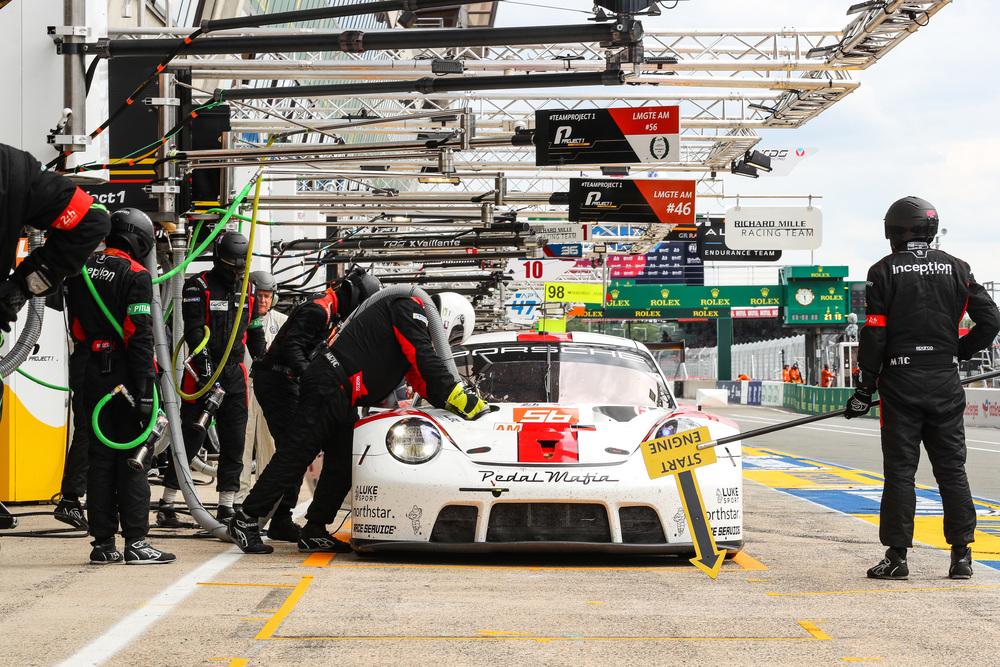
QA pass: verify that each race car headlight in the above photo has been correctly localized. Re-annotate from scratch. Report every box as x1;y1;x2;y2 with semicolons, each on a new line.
386;417;443;464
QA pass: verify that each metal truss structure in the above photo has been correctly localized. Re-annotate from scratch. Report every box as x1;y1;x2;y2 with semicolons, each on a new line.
105;1;952;324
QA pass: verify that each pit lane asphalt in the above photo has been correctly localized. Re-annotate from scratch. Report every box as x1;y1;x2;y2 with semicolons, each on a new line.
2;406;999;666
710;404;1000;501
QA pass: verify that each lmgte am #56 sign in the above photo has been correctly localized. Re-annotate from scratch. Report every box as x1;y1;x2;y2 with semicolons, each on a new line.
568;178;696;226
641;426;725;579
535;106;680;166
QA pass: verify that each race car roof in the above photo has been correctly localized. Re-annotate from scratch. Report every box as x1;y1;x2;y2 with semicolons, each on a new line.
465;330;649;354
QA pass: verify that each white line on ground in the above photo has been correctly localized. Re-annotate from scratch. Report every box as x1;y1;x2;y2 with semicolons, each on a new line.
55;549;244;667
57;499;312;667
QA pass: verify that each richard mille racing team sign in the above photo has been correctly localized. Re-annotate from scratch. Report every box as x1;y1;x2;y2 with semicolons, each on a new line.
724;206;823;250
568;178;696;225
535;106;680;166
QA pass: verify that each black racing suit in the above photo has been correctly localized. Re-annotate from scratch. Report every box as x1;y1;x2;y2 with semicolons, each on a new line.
0;143;110;292
242;295;463;526
858;242;1000;548
250;288;341;516
66;248;156;544
164;267;266;493
60;344;89;501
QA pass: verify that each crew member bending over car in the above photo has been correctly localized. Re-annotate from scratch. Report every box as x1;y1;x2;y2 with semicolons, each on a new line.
846;196;1000;580
243;267;379;542
229;290;489;554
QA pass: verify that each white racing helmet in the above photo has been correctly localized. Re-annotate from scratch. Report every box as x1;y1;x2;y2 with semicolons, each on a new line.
433;292;476;346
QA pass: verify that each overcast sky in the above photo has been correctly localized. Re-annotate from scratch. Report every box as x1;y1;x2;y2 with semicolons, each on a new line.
494;1;999;285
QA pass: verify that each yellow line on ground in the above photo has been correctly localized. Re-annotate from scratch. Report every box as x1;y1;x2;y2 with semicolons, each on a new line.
197;582;296;589
257;576;313;641
209;660;248;666
265;630;828;643
768;584;1000;597
797;620;831;641
732;551;768;571
301;553;335;568
321;562;734;573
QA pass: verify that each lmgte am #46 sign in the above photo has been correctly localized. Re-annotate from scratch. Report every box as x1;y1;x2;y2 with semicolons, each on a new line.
569;178;696;226
641;426;725;579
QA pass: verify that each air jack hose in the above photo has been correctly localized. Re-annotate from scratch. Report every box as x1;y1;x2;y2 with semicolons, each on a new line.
337;285;460;383
172;170;262;401
152;179;256;286
80;269;162;450
0;231;46;378
145;249;228;540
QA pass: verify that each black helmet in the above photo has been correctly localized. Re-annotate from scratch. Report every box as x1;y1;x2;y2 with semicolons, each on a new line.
342;266;382;309
107;208;155;260
214;231;248;273
884;196;939;248
249;270;277;293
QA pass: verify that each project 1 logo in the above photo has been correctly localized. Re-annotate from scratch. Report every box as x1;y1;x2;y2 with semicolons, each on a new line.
584;191;616;209
553;126;589;147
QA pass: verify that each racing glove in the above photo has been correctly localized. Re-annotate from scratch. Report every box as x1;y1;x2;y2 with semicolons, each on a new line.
844;388;874;420
445;383;489;420
0;277;28;333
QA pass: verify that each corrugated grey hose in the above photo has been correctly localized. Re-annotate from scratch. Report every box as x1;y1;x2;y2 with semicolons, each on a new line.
337;285;459;382
143;249;228;541
0;231;46;378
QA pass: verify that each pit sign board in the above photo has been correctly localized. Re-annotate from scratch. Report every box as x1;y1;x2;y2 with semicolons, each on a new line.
535;106;680;167
544;282;604;304
641;426;717;479
724;206;822;250
568;178;696;225
506;258;575;283
697;217;782;262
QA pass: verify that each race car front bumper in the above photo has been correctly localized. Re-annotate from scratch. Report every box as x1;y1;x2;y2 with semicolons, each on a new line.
350;444;744;554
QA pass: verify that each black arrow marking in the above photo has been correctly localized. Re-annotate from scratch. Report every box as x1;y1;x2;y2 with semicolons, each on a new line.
675;469;724;579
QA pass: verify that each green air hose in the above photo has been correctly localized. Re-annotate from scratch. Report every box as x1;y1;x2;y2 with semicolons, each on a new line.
173;170;263;401
81;269;161;450
16;368;70;392
152;179;255;285
0;332;71;392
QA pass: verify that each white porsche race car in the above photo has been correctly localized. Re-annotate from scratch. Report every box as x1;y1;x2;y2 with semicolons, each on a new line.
350;331;743;554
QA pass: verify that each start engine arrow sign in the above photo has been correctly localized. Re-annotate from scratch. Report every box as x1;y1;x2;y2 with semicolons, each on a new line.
641;426;724;579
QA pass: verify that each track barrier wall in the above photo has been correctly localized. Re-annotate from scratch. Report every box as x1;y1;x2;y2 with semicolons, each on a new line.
720;381;1000;429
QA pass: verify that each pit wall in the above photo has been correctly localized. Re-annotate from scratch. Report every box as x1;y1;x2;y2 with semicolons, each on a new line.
717;380;880;418
718;381;1000;429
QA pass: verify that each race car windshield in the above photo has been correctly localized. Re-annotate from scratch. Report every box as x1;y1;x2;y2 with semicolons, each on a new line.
452;343;674;408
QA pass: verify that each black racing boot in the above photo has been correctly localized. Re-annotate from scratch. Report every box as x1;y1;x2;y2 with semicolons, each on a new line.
54;498;88;530
228;509;274;554
867;548;909;580
267;513;302;543
949;546;973;580
89;538;124;565
216;505;235;524
155;500;186;528
124;539;176;565
298;522;352;553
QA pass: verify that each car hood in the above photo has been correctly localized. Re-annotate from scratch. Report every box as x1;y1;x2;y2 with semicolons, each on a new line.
364;403;740;466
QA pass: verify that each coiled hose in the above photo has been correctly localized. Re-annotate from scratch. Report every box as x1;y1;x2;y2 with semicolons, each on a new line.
0;231;46;378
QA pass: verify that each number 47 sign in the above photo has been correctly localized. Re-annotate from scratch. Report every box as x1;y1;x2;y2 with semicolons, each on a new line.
641;426;725;579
